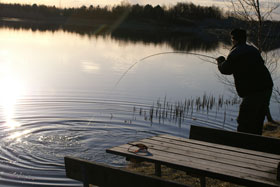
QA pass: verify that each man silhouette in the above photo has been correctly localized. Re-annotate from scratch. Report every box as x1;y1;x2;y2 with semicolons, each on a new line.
216;28;273;135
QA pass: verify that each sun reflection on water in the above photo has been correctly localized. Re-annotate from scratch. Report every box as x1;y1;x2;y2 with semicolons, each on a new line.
8;130;32;142
0;75;25;132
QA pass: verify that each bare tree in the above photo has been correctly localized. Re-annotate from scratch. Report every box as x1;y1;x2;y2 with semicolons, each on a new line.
229;0;280;51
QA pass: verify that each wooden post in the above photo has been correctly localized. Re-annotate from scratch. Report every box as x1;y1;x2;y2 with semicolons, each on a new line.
82;166;89;187
155;163;161;177
200;176;206;187
277;162;280;181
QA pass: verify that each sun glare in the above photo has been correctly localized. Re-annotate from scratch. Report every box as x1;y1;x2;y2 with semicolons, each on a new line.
0;75;25;129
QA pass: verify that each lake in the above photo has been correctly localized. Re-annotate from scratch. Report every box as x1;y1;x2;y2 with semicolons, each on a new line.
0;27;279;186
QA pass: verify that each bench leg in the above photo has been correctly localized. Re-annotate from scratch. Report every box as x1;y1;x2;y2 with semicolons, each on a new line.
200;176;206;187
155;163;161;177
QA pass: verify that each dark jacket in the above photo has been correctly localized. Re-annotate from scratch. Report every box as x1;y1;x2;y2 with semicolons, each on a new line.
218;43;273;97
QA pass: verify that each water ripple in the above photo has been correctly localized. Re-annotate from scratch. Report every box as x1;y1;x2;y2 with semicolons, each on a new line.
0;94;237;186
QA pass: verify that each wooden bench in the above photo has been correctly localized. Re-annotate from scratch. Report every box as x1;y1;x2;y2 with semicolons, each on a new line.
107;134;280;187
189;125;280;155
64;156;188;187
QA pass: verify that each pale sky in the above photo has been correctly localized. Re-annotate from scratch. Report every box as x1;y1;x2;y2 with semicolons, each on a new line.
1;0;279;19
0;0;227;8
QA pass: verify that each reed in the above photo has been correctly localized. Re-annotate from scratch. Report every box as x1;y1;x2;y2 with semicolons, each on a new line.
133;94;241;129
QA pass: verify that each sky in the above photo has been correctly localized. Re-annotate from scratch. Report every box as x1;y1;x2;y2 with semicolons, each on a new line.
0;0;227;8
0;0;279;19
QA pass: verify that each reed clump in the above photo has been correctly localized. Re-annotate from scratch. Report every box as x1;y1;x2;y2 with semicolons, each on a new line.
132;94;241;128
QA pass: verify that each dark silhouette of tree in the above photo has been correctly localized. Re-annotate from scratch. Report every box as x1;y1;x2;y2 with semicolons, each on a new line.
0;2;224;23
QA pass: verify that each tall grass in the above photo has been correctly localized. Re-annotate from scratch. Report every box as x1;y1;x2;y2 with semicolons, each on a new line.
133;94;240;128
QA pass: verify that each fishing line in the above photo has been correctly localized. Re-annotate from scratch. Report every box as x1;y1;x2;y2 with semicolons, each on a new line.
114;51;217;87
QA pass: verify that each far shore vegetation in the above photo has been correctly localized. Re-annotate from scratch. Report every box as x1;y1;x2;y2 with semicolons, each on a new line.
0;2;280;50
0;2;224;25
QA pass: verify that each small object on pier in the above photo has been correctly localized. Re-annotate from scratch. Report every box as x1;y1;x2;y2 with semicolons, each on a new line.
127;143;148;154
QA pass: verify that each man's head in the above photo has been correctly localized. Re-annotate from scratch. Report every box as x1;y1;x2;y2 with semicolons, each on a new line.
231;29;247;45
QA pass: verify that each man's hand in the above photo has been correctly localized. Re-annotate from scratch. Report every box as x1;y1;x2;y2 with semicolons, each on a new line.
216;56;225;64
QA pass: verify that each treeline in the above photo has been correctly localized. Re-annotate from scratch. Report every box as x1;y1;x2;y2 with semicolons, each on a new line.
0;2;223;23
1;2;279;51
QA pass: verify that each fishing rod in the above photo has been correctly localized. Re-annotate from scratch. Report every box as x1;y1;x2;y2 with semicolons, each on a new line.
114;51;217;87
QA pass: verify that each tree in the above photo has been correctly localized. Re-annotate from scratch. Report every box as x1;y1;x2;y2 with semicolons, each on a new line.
229;0;280;51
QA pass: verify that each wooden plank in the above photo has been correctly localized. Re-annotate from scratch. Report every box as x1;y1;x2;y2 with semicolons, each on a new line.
147;136;279;164
107;145;280;186
148;135;279;168
159;134;280;160
116;144;276;179
160;134;280;159
135;138;277;170
64;156;188;187
189;125;280;155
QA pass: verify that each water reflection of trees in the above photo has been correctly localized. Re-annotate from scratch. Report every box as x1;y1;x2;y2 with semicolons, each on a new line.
0;20;226;52
111;29;222;52
2;18;279;52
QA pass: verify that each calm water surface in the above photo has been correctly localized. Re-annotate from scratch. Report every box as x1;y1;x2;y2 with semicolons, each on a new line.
0;28;279;186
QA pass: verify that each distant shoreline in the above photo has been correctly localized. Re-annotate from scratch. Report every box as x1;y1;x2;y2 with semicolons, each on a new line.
0;15;232;47
0;2;280;51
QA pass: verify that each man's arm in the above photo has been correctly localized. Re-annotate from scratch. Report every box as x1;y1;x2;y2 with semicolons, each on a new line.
217;55;234;75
